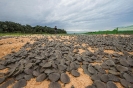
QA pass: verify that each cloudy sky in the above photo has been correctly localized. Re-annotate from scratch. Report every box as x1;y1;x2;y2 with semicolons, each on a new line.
0;0;133;32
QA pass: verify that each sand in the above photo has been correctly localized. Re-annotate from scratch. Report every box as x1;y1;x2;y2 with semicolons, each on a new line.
0;35;132;88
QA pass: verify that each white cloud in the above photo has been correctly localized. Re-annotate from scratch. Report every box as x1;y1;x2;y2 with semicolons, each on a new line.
0;0;133;31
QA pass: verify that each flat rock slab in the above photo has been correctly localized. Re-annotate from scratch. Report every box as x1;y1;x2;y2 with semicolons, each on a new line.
24;75;33;81
0;78;15;88
71;70;80;77
105;59;115;66
108;74;119;82
60;73;70;84
33;71;40;77
123;73;133;83
116;65;128;73
107;81;118;88
49;82;61;88
24;68;33;75
100;74;109;83
36;73;47;82
120;78;132;88
94;80;106;88
0;77;5;84
88;66;96;75
13;79;27;88
48;73;60;82
43;62;52;68
120;59;129;67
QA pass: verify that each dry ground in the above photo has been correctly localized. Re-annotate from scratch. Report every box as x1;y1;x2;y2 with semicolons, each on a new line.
0;35;133;88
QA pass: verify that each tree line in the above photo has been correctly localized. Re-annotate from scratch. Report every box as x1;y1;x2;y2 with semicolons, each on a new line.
0;21;67;34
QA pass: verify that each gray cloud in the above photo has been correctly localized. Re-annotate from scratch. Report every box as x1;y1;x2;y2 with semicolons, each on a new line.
0;0;133;31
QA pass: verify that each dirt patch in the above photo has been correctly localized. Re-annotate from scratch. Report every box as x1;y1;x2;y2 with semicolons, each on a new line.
1;35;131;88
0;37;34;59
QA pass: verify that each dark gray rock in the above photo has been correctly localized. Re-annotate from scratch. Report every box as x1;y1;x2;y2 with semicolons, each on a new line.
49;82;61;88
58;64;67;71
0;65;6;70
108;74;119;82
48;73;60;82
60;73;70;84
0;77;5;84
123;73;133;82
13;79;27;88
24;75;33;81
15;73;25;81
108;70;119;75
33;71;40;77
43;62;52;68
120;59;129;67
44;69;54;74
91;74;101;81
24;68;33;75
0;78;15;88
116;65;128;73
36;73;47;82
105;59;115;66
70;62;78;71
107;81;117;88
120;78;132;88
88;66;97;75
94;80;106;88
86;85;96;88
100;74;109;83
71;70;80;77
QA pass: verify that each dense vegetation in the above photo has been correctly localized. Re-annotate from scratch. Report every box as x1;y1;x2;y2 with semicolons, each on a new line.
85;27;133;34
0;21;66;34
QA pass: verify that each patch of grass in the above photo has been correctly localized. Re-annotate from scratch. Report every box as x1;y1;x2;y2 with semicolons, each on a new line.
84;30;133;35
0;33;67;37
0;33;32;36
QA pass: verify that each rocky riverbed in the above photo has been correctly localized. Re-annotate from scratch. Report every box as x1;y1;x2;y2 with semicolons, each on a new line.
0;35;133;88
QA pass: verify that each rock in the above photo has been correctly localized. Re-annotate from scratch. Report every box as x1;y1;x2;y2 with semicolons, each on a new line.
24;75;33;81
24;68;33;75
70;62;78;71
0;65;6;70
108;70;119;75
58;64;67;71
120;59;129;67
0;78;15;88
48;73;60;82
88;66;97;75
101;63;110;69
91;74;101;81
100;74;109;82
120;78;132;88
60;73;70;84
44;69;54;74
71;70;80;77
94;80;106;88
108;74;119;82
33;71;40;77
13;79;27;88
123;73;133;82
0;77;5;84
49;82;61;88
15;73;25;81
36;73;47;82
116;65;128;72
43;62;52;68
107;81;118;88
86;85;96;88
105;59;115;66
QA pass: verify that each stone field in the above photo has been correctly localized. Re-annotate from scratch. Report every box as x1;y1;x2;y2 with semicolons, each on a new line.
0;35;133;88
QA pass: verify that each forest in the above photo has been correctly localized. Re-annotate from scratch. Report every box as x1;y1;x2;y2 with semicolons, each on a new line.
0;21;67;34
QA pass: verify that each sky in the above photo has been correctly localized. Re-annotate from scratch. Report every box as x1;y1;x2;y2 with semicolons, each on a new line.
0;0;133;32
